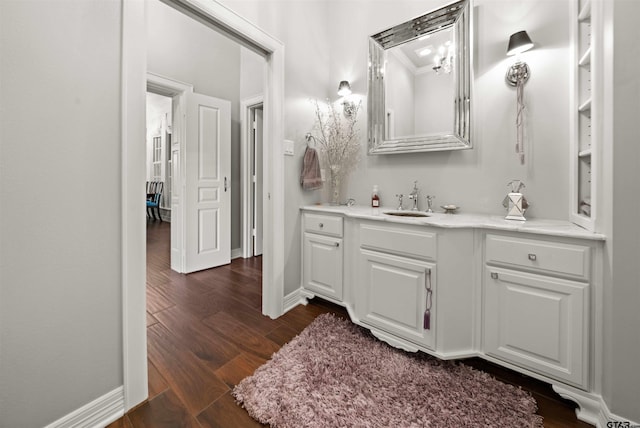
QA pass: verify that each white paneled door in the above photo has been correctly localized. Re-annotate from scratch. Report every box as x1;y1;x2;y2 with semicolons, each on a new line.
184;92;231;273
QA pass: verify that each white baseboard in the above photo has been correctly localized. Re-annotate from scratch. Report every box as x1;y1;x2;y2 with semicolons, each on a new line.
231;248;243;259
553;385;639;428
44;386;124;428
283;287;314;313
597;397;640;428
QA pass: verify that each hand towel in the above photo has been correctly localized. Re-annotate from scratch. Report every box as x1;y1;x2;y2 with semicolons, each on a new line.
300;146;323;190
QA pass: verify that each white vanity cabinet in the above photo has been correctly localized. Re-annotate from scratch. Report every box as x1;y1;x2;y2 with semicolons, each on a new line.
356;222;437;351
299;206;606;423
302;213;344;301
483;233;591;388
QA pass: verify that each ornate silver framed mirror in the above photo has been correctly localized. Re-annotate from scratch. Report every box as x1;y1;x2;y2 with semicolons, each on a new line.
368;0;472;154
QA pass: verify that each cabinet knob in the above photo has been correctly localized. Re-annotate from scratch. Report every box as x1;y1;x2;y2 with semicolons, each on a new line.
491;272;499;280
319;223;324;228
335;242;340;248
528;253;537;261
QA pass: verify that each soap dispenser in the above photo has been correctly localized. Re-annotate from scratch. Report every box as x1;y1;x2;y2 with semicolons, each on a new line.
371;185;380;208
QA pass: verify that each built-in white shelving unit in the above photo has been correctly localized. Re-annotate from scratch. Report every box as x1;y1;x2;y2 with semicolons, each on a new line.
571;0;598;231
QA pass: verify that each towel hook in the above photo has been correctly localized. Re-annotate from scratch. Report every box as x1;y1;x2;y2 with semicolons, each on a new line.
305;133;317;147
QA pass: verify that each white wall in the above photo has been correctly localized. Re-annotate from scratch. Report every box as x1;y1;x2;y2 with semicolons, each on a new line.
329;0;571;220
220;0;331;294
601;0;640;421
220;0;573;293
240;46;265;101
147;0;243;249
0;1;123;426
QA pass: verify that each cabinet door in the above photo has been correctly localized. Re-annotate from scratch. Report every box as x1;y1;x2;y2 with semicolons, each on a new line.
303;233;343;301
484;267;588;388
359;249;435;350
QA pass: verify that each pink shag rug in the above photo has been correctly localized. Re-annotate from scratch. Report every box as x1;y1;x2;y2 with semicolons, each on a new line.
233;314;544;428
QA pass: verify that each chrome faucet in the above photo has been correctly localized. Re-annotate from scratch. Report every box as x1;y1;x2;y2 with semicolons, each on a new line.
408;181;420;211
395;194;404;210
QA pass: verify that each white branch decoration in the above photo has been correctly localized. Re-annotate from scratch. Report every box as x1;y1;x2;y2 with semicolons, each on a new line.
310;99;362;204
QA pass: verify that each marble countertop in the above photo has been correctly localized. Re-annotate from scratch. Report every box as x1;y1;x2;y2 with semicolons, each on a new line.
301;204;606;241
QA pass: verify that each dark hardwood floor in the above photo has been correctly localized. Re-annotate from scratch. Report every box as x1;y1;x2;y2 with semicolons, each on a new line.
108;220;592;428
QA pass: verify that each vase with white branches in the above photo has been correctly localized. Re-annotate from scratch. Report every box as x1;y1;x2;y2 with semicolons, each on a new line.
310;99;362;205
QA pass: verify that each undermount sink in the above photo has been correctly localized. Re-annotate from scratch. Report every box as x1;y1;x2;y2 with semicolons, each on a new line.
383;211;430;217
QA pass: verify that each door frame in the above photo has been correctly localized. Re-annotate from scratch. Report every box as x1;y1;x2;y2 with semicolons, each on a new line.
241;95;264;258
147;72;193;273
121;0;285;411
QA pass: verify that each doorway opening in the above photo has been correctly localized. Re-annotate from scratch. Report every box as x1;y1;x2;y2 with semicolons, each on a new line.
242;97;264;258
146;76;264;270
145;92;172;223
122;0;286;411
146;0;266;271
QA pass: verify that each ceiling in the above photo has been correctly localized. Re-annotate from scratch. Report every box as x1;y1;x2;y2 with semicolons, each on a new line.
391;27;453;72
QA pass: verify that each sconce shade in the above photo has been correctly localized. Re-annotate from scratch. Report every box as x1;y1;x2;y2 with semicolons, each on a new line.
506;31;534;56
337;80;352;97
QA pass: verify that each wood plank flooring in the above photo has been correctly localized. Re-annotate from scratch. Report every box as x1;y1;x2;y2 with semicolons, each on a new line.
108;220;592;427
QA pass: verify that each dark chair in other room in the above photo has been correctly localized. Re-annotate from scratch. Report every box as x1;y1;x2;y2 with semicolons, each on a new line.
146;181;164;221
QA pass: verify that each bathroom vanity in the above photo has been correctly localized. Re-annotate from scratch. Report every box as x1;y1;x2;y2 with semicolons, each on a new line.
300;205;604;418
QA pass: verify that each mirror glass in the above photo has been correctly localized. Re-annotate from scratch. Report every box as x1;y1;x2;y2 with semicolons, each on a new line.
368;0;471;154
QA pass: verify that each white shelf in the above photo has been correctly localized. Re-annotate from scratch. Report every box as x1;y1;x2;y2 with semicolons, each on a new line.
572;0;597;232
578;0;591;22
579;47;591;67
579;98;592;113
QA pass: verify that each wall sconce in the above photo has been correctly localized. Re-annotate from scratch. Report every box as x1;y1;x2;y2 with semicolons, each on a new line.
505;30;534;164
505;31;534;85
337;80;355;117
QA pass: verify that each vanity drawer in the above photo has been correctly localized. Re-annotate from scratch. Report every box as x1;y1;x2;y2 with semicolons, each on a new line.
360;224;436;260
304;213;343;237
485;234;590;280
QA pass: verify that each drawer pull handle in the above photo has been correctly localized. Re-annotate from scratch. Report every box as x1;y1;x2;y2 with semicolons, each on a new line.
319;223;324;228
528;253;537;261
335;242;340;248
491;272;498;280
